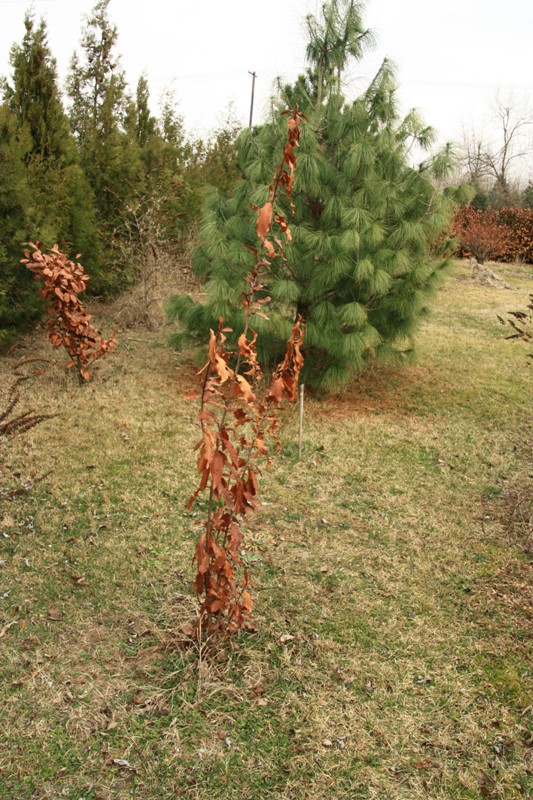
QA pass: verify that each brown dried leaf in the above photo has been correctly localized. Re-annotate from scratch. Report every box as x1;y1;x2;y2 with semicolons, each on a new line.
413;759;433;769
256;202;273;242
478;770;496;798
108;758;137;773
267;239;277;257
46;605;64;621
0;620;18;639
208;330;232;384
279;633;295;644
242;590;253;612
195;533;209;574
267;376;285;404
211;450;226;495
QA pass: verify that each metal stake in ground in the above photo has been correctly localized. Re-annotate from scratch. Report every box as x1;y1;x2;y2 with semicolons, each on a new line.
298;383;304;460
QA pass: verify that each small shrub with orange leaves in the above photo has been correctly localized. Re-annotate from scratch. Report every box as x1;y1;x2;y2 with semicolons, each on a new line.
189;109;306;638
22;244;117;383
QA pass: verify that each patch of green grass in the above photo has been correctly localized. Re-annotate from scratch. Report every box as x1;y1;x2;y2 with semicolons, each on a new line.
0;260;532;798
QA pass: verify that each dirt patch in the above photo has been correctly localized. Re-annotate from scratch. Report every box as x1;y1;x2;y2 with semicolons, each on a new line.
319;364;448;417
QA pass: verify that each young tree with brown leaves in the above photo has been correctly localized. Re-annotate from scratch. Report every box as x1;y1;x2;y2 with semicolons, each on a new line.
189;109;305;637
22;243;116;383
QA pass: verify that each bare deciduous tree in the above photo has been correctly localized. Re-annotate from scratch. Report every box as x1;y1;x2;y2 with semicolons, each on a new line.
461;94;533;205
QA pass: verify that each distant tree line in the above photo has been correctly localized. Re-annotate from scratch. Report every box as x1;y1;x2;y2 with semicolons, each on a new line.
460;95;533;211
0;0;241;345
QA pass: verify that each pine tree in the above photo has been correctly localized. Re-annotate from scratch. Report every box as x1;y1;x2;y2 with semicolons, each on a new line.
111;82;189;276
1;14;99;342
169;0;467;391
7;14;74;160
184;106;242;220
67;0;141;292
5;14;99;264
0;103;36;345
522;181;533;210
104;82;191;320
135;73;157;149
136;85;187;238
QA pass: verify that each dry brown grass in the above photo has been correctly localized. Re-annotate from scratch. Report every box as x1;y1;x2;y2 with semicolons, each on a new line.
0;259;532;799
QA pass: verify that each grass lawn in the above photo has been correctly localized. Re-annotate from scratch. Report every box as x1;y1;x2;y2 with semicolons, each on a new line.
0;259;532;800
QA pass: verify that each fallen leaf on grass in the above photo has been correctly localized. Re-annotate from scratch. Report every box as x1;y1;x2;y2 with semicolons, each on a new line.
0;620;18;638
249;681;266;697
66;571;87;586
478;769;496;798
278;633;295;644
46;605;64;621
183;389;201;400
177;622;195;640
413;758;433;769
107;758;137;773
131;694;152;708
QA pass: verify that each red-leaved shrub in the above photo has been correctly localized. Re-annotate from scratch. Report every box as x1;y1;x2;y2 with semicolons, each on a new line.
452;206;533;264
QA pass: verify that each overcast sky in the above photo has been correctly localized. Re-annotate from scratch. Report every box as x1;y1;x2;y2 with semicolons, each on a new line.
1;0;532;162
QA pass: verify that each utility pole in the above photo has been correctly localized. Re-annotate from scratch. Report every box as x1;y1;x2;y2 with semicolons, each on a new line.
248;71;257;128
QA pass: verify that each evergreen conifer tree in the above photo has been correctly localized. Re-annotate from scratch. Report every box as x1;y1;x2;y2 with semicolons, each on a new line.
135;85;187;239
0;103;36;345
1;13;100;342
135;74;157;149
102;81;190;287
181;108;241;225
522;181;533;210
67;0;142;292
7;14;74;161
5;13;99;266
169;0;468;391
